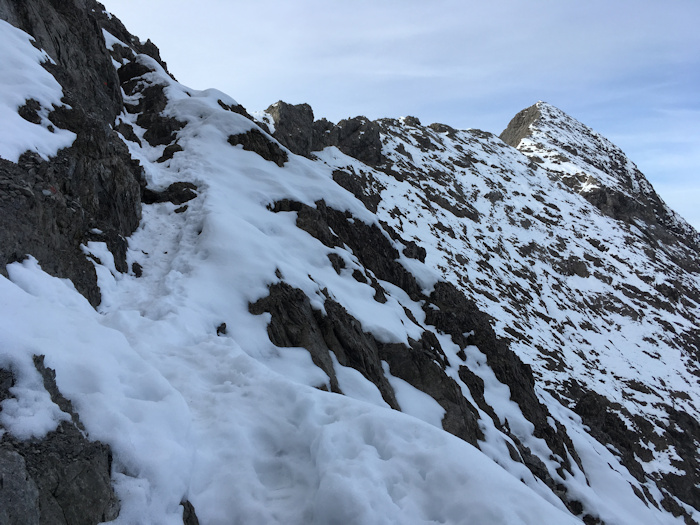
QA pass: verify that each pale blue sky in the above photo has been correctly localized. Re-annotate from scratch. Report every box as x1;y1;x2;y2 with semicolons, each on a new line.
101;0;700;229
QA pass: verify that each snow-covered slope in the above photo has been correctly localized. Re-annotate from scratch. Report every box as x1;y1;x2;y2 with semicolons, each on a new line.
0;2;698;524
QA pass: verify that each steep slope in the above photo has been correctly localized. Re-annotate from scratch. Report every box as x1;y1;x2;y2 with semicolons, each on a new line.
0;2;698;525
268;103;700;521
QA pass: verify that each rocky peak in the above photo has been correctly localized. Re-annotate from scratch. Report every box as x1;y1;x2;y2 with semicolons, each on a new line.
502;101;700;261
499;102;541;149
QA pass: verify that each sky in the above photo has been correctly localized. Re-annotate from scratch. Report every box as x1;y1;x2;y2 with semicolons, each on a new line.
100;0;700;230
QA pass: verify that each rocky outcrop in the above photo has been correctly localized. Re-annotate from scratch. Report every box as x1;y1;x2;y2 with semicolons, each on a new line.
0;357;119;525
499;104;541;149
264;101;318;157
265;101;384;165
2;1;699;523
570;383;700;518
228;129;288;167
0;0;145;306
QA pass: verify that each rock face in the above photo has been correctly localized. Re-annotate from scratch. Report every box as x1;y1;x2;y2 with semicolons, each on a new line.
0;357;119;525
0;0;144;306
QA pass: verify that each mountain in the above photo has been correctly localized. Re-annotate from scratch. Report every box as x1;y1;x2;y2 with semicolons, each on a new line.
0;2;698;524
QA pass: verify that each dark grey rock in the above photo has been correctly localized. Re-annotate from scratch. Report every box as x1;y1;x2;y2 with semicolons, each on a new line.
249;282;350;399
157;143;183;163
217;99;255;121
401;240;426;262
0;0;123;124
264;101;384;165
271;199;422;300
0;0;145;306
18;99;42;125
332;169;382;213
0;358;120;525
569;382;700;516
134;84;185;147
181;500;200;525
265;101;316;157
94;6;173;78
327;116;384;166
0;450;40;525
424;281;583;482
227;129;288;167
143;182;198;206
380;333;482;446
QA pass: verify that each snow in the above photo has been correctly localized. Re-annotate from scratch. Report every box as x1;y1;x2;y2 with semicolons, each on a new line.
0;349;69;440
0;20;76;161
0;258;585;525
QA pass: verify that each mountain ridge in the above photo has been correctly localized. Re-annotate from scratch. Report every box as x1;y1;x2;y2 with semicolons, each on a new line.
0;2;698;524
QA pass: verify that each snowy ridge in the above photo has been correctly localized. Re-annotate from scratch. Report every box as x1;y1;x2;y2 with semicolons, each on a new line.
0;6;698;525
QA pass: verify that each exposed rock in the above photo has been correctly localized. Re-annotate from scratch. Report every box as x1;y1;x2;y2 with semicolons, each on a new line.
0;0;123;123
271;199;422;300
0;0;145;306
379;333;482;446
249;281;484;445
18;98;42;125
157;142;184;163
402;240;426;262
332;169;382;213
327;116;384;166
0;125;143;306
94;6;173;78
134;84;185;147
181;500;200;525
424;281;582;478
217;99;255;121
0;358;119;525
228;129;288;167
0;450;40;525
143;181;198;205
117;60;154;91
265;101;317;157
264;101;384;165
570;383;700;516
249;281;399;408
499;104;541;148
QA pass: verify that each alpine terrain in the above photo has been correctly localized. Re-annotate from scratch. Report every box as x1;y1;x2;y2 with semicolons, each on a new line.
0;2;698;524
